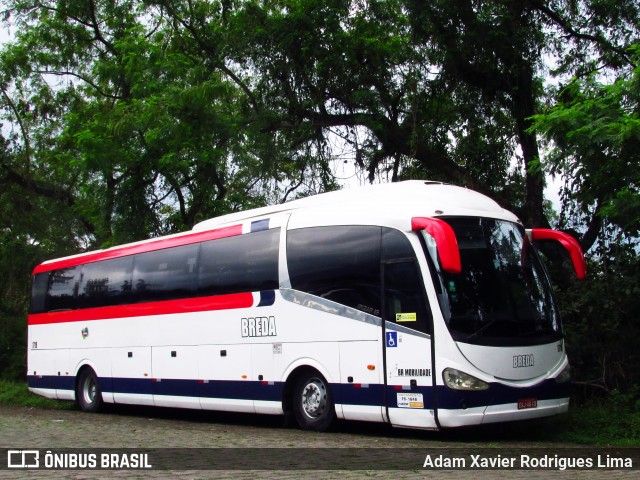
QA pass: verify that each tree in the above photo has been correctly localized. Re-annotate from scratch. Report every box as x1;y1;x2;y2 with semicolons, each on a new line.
531;46;640;242
1;0;333;254
1;0;638;395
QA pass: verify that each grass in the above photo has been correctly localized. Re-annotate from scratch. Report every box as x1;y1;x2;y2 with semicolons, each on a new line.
550;403;639;446
0;380;73;410
513;403;640;446
1;380;638;445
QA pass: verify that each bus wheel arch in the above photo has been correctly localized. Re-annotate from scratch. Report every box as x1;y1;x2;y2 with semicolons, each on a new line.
75;365;103;413
284;366;336;431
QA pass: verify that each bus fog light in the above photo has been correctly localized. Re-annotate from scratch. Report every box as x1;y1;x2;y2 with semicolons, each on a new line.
443;368;489;391
555;365;571;384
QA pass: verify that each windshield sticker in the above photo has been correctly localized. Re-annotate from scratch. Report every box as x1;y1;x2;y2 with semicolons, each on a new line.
395;312;417;322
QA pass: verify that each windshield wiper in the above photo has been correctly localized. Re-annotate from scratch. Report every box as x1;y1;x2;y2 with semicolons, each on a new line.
517;326;558;337
465;317;501;340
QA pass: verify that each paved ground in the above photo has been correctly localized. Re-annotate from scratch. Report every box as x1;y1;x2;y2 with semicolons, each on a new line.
0;404;636;479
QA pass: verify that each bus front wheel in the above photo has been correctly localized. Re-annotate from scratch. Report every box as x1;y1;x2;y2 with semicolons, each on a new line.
292;372;335;431
76;367;103;413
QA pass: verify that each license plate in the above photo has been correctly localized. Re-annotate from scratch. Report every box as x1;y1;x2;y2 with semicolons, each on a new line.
518;398;538;409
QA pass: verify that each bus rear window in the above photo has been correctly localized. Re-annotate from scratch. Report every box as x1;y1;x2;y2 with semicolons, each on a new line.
29;272;49;314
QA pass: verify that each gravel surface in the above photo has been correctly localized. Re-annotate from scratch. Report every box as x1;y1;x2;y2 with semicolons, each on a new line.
0;404;636;479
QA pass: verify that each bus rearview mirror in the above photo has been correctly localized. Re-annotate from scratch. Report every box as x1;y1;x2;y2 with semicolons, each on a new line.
526;228;587;280
411;217;461;275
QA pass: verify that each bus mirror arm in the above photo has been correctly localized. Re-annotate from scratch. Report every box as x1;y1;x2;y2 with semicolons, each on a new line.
411;217;462;275
526;228;587;280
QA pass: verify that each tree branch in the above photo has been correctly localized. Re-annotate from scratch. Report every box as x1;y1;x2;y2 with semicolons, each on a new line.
34;70;123;99
159;2;260;113
530;0;632;65
1;163;95;234
1;89;31;177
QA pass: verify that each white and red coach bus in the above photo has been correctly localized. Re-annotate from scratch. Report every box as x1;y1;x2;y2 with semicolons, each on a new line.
27;181;586;431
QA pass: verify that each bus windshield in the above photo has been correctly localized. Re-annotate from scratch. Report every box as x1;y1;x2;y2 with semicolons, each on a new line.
431;217;561;347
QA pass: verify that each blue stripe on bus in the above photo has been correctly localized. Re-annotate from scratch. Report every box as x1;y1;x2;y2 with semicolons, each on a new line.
333;383;386;406
250;219;270;232
27;375;569;410
257;290;276;307
433;379;571;410
111;377;153;396
27;375;75;391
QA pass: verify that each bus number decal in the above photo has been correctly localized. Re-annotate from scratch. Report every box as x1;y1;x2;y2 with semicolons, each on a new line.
241;316;277;337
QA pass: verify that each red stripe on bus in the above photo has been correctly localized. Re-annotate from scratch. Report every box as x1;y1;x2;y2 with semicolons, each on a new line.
27;292;254;325
33;224;243;274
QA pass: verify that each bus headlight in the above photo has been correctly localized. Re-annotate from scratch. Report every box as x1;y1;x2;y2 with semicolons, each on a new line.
555;364;571;384
443;368;489;391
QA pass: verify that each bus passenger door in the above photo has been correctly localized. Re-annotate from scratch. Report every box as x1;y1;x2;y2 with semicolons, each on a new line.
382;259;437;429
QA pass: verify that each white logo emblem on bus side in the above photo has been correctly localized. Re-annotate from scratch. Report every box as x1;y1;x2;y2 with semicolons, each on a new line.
513;354;534;368
241;316;277;337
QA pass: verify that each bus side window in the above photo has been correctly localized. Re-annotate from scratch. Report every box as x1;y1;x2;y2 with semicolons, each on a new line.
30;272;50;314
78;257;133;309
47;267;80;311
198;228;279;296
382;229;432;335
132;243;199;302
287;226;382;315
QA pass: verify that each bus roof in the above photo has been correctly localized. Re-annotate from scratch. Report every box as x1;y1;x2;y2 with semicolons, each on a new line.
193;180;518;231
33;180;518;273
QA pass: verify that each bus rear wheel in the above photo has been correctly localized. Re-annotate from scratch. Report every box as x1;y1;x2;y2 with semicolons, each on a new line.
76;368;103;413
293;372;335;431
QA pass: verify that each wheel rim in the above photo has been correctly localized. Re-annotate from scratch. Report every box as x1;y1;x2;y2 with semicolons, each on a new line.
82;375;96;405
300;378;327;419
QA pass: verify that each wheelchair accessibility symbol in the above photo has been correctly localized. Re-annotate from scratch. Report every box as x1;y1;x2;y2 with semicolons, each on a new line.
386;331;397;348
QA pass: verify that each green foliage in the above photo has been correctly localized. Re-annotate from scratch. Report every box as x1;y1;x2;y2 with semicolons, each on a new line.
0;381;71;409
555;242;640;401
474;402;640;446
531;46;640;237
530;403;640;446
562;401;640;446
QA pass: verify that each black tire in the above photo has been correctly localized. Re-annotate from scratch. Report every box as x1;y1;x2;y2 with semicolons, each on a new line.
292;372;335;431
76;368;103;413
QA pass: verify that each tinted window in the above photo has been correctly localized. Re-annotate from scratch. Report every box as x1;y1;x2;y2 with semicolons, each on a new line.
47;267;80;311
383;260;432;334
78;257;134;309
133;244;199;302
287;226;381;315
382;228;414;260
198;228;280;295
30;272;50;314
438;217;561;346
382;229;432;334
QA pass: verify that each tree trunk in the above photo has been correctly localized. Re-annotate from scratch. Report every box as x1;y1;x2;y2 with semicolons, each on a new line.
512;63;549;228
